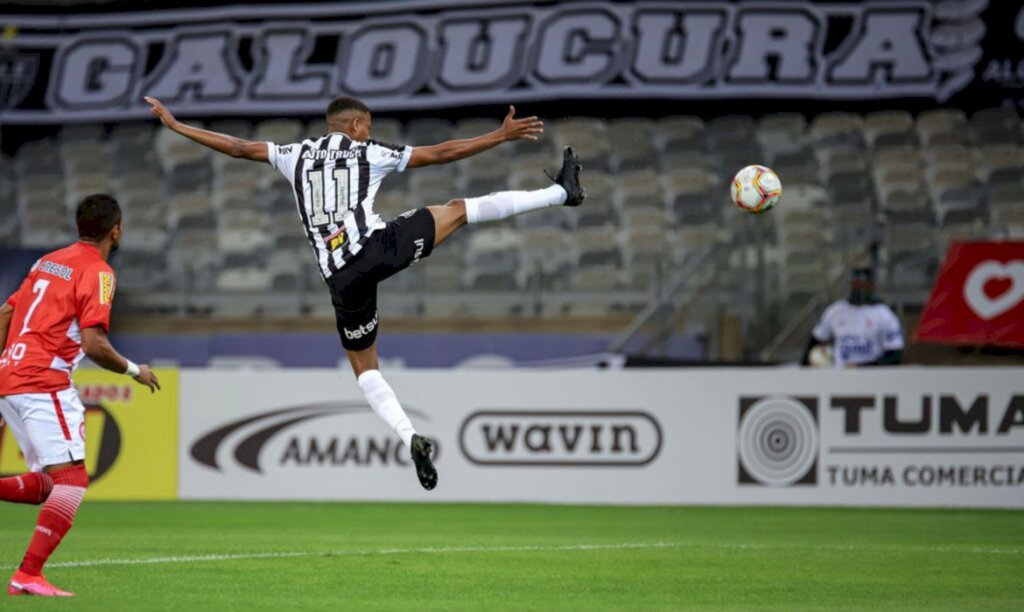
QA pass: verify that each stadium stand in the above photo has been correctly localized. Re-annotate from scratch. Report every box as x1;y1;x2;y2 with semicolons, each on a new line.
2;108;1022;322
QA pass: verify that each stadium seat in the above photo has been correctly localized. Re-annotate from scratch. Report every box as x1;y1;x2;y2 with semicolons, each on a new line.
253;119;304;145
575;193;618;229
119;227;170;253
218;227;272;254
216;267;273;292
110;123;154;144
116;251;171;290
58;124;104;144
304;120;328;140
375;192;412;220
464;229;521;290
917;109;967;140
370;118;403;144
519;227;574;290
575;227;623;268
572;265;622;292
673;192;720;227
864;110;914;145
406;119;453;145
758;113;808;158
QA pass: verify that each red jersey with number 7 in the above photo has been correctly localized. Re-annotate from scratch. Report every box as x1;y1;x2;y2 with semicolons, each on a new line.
0;242;115;395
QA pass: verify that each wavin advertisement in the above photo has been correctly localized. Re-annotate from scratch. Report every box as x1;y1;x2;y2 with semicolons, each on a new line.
0;0;1013;123
179;369;1023;507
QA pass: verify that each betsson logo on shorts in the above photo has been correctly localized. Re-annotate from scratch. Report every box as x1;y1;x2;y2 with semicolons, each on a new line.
737;393;1024;489
459;411;662;466
343;313;378;341
189;402;435;474
412;238;425;264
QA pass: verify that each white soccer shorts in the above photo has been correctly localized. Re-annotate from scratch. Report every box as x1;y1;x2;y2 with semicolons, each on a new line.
0;386;86;471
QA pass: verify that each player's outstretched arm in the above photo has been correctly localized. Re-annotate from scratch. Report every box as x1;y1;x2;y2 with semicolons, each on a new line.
80;326;161;393
145;96;268;162
407;105;542;169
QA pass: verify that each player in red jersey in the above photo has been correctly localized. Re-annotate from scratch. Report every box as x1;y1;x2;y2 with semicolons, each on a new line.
0;194;160;597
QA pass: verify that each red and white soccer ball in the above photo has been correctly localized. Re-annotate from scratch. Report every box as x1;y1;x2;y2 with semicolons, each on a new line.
731;165;782;214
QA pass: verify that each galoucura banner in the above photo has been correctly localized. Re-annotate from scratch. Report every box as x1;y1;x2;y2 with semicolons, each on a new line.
916;241;1024;348
0;0;1019;123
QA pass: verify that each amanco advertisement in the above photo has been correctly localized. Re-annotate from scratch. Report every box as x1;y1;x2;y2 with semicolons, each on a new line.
179;369;1024;508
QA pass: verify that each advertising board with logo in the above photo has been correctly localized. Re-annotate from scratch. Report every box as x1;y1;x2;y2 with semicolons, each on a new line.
179;368;1023;508
178;370;676;503
0;0;1017;123
916;241;1024;348
0;368;179;500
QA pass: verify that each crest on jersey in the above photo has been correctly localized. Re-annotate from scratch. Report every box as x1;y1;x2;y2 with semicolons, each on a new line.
327;228;346;252
98;272;115;304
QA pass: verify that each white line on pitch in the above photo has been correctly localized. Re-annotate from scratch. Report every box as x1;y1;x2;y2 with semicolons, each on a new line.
17;540;1021;571
38;542;683;569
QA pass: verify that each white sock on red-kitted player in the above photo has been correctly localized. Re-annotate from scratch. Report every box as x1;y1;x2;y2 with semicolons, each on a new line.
357;369;416;449
463;185;568;224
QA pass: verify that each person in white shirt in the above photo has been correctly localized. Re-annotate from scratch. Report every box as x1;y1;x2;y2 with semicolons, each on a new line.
803;268;904;368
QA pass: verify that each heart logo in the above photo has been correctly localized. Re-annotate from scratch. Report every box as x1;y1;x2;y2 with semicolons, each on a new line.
963;260;1024;320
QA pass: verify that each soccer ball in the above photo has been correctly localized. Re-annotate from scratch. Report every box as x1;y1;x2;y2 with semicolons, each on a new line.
808;344;834;368
731;165;782;214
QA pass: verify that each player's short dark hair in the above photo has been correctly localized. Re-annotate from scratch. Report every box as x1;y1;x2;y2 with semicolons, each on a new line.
76;194;122;240
326;96;370;119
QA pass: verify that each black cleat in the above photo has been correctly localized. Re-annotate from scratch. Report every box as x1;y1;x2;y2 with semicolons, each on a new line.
546;146;585;207
410;434;438;491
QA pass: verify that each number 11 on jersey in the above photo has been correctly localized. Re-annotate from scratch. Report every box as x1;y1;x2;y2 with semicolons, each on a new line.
306;167;352;227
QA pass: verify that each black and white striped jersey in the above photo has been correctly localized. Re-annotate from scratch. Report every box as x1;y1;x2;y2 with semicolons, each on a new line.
267;134;412;278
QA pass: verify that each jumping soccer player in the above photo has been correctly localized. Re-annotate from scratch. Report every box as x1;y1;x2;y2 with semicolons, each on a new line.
145;95;584;490
0;194;161;597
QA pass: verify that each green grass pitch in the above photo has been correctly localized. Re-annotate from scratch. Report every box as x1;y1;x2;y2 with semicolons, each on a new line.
0;502;1021;610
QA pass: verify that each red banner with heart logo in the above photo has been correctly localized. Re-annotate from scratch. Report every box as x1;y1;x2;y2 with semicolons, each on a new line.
915;241;1024;348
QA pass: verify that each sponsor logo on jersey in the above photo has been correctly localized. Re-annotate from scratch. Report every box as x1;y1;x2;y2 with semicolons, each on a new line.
327;227;347;251
301;148;359;161
98;271;115;304
37;260;73;281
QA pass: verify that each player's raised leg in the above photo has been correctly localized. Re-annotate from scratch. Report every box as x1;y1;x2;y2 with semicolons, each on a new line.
347;344;437;490
428;146;585;247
